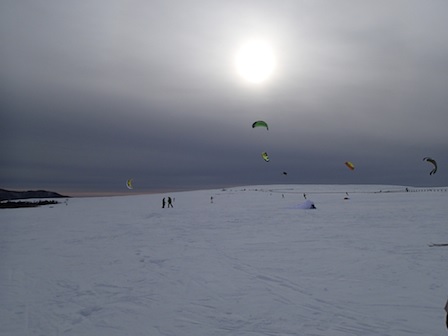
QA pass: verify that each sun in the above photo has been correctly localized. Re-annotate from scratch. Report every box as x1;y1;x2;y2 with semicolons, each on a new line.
234;40;276;84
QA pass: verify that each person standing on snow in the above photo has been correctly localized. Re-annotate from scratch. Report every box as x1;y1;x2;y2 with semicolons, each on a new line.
445;298;448;329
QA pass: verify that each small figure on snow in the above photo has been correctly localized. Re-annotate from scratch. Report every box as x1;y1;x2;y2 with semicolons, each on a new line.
445;298;448;329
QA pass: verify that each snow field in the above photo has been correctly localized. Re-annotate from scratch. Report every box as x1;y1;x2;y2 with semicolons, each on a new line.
1;185;447;335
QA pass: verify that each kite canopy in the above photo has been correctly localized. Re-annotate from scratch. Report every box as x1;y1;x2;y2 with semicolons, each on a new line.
423;157;437;175
252;120;269;130
261;152;270;162
345;161;355;170
126;178;133;189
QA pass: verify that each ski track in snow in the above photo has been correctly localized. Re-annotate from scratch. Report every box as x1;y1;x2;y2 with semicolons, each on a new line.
0;185;447;335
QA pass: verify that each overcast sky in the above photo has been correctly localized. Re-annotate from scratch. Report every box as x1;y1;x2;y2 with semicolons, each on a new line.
1;0;447;195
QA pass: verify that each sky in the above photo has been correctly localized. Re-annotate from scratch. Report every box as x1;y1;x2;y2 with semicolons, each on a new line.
1;0;447;195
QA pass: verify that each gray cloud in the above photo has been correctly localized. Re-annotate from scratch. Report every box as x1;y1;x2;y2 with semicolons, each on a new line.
1;0;447;194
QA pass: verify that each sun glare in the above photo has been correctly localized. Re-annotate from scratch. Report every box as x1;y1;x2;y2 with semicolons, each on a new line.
235;40;276;84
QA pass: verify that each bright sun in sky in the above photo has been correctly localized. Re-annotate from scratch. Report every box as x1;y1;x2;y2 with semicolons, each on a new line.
234;40;277;84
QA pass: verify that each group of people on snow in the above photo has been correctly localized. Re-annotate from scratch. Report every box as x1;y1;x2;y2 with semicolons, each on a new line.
162;197;174;208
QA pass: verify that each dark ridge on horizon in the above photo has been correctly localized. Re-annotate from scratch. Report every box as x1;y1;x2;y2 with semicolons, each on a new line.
0;189;70;202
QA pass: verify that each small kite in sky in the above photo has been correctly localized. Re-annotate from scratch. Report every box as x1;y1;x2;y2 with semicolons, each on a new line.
423;157;437;175
126;178;133;189
344;161;355;170
252;120;269;130
261;152;270;162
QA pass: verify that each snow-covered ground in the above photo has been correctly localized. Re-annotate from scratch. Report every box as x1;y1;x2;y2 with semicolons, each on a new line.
1;185;447;336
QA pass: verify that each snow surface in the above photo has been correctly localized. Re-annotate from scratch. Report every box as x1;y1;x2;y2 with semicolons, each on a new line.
1;185;447;336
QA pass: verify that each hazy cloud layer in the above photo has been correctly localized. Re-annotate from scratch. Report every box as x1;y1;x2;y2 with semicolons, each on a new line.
1;0;447;194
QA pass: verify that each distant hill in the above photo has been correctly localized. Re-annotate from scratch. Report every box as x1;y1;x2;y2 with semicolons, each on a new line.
0;189;69;201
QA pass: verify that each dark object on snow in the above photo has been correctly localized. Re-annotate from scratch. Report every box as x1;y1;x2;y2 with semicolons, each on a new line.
0;200;59;209
445;299;448;329
297;200;316;209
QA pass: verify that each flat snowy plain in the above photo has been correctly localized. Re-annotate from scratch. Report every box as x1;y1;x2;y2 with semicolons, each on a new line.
1;185;447;336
